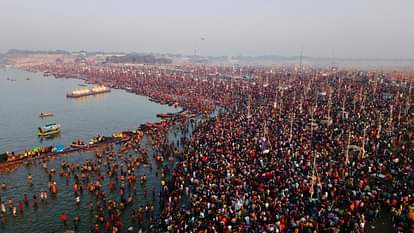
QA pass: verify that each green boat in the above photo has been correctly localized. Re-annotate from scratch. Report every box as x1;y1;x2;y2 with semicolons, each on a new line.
38;123;61;137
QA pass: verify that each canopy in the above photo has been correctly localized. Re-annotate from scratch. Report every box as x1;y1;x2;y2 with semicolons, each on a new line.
53;145;65;152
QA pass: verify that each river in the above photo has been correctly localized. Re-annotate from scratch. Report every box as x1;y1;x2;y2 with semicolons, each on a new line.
0;68;395;233
0;68;178;153
0;68;183;233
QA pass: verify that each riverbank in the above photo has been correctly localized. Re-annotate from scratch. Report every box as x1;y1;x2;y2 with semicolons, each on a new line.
0;68;180;153
4;62;413;232
0;114;200;233
0;67;212;232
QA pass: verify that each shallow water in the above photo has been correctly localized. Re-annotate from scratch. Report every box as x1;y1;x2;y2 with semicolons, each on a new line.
0;138;162;233
0;68;182;232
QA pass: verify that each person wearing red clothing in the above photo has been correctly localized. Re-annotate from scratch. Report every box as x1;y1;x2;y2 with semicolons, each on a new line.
18;201;24;214
59;212;68;225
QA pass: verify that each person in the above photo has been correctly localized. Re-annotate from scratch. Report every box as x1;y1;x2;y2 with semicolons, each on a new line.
60;212;68;225
23;194;29;206
73;215;80;231
27;173;33;186
0;202;6;214
40;191;45;202
43;191;48;202
12;207;17;217
18;201;23;214
50;181;57;194
32;195;38;207
75;196;80;206
127;226;133;233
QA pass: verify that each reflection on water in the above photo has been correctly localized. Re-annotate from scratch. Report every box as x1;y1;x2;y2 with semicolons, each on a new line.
0;68;179;153
70;92;109;105
0;68;183;233
38;133;62;143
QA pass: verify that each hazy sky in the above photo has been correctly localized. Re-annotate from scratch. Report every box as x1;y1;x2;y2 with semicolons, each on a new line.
0;0;413;58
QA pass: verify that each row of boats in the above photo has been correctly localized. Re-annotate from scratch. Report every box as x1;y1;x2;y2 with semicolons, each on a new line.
36;109;194;138
0;107;200;170
36;108;192;139
0;131;135;164
156;109;197;120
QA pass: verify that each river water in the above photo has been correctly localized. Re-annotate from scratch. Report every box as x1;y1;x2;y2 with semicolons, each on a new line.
0;68;395;233
0;68;177;153
0;68;182;233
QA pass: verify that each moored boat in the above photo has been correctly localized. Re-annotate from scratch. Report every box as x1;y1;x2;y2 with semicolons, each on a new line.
39;112;54;118
156;113;176;119
70;140;88;149
67;85;110;98
38;123;61;137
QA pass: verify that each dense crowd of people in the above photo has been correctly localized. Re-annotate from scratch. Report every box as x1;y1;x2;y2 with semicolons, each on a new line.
1;61;412;232
0;117;195;232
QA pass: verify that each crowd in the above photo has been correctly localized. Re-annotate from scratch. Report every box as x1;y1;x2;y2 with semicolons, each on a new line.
0;117;195;232
1;61;412;232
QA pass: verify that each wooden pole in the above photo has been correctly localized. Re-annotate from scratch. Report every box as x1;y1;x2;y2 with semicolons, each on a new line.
328;91;332;120
345;130;351;165
361;125;367;159
247;94;252;119
310;151;316;199
377;113;382;139
398;104;402;125
388;105;393;131
407;82;412;115
289;113;294;142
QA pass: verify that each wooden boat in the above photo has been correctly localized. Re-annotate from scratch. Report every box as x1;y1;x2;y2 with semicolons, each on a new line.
38;123;61;137
70;143;88;149
0;131;138;172
156;113;176;119
39;112;54;118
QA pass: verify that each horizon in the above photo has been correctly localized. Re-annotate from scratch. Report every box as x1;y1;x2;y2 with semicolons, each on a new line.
2;48;414;62
1;0;414;59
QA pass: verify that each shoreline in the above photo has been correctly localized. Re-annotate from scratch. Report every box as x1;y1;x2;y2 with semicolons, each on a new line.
0;67;202;174
2;63;411;232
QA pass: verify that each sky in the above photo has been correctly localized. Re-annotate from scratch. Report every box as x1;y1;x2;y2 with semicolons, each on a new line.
0;0;413;58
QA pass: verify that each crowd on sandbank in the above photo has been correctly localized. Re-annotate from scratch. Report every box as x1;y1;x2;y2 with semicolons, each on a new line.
12;62;414;232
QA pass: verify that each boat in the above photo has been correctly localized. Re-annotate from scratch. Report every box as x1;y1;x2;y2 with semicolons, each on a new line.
0;130;139;169
39;112;54;118
140;120;170;130
149;98;160;103
38;123;61;137
67;85;110;98
156;113;176;119
70;140;88;149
